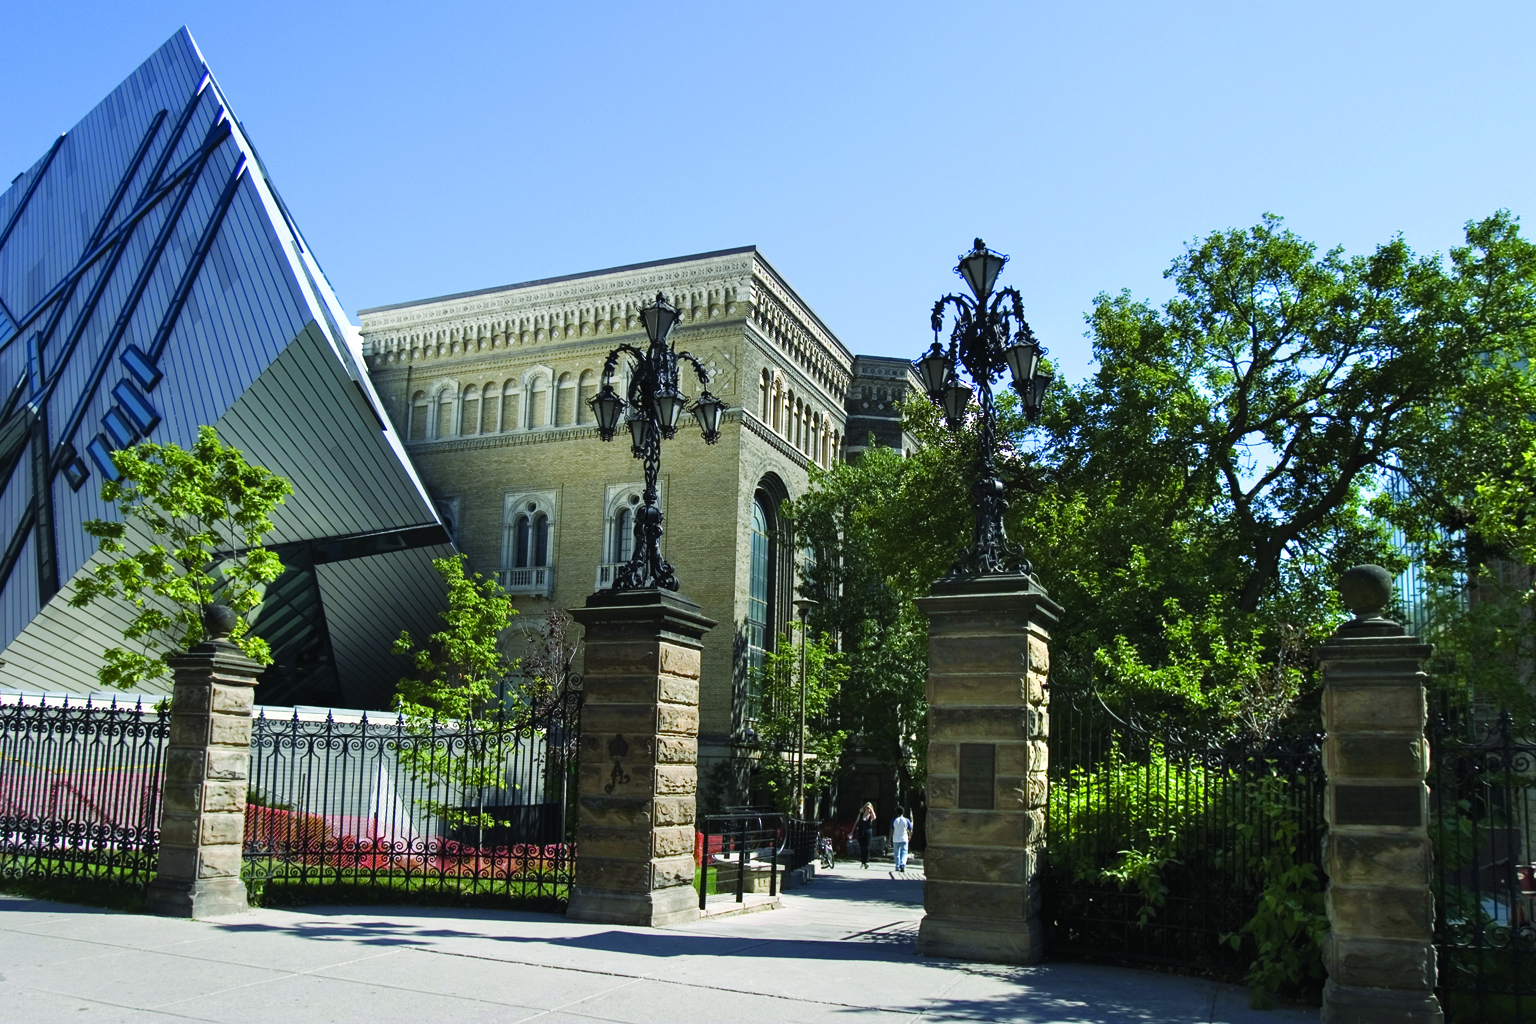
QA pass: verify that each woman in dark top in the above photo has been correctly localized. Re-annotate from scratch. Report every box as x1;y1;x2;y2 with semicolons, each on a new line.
855;802;876;868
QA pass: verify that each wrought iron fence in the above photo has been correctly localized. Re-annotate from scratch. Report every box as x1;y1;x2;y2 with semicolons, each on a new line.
243;685;581;907
1044;683;1326;980
696;811;783;909
0;693;168;892
784;817;819;873
1431;708;1536;1023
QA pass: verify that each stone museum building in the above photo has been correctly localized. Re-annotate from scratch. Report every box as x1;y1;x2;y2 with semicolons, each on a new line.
358;249;916;776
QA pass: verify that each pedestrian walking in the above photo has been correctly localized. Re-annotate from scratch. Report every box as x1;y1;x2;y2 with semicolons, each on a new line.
891;806;912;872
855;802;875;868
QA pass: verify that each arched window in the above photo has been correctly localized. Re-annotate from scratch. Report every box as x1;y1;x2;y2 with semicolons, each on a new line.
483;381;498;432
745;495;773;720
577;370;597;424
533;513;550;566
772;380;783;433
555;372;575;425
500;379;519;432
436;386;456;439
612;507;633;563
409;390;427;441
509;506;552;568
461;384;479;436
759;369;771;423
530;375;549;428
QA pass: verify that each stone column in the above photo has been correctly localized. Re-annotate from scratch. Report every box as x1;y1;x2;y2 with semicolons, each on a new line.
144;633;260;918
1315;565;1443;1024
567;588;715;927
915;574;1061;965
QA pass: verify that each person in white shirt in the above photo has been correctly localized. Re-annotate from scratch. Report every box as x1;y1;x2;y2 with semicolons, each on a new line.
891;807;913;872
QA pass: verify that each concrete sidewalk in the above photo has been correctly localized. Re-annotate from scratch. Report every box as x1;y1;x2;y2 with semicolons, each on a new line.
0;862;1316;1023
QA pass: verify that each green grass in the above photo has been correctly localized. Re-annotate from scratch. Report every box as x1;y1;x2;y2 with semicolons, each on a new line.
0;873;147;913
246;868;568;912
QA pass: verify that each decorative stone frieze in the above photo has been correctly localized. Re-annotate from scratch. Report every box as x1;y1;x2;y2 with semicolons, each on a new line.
1315;565;1443;1024
144;637;260;919
915;574;1061;965
567;588;716;927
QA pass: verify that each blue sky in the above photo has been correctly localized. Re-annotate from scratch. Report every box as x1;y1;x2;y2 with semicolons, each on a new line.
5;2;1532;383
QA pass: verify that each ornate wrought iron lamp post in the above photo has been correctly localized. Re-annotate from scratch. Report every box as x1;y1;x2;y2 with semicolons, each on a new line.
588;293;727;591
914;239;1052;579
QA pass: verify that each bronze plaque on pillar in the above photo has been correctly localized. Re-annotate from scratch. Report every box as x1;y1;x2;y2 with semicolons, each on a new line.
958;743;995;809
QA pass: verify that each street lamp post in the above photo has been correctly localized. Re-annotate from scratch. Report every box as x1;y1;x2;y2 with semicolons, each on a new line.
791;596;817;819
915;239;1052;580
589;293;728;591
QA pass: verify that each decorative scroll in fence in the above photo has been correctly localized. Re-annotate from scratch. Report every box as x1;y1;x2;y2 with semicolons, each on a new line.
1431;708;1536;1024
1044;683;1326;981
242;685;582;905
0;695;168;891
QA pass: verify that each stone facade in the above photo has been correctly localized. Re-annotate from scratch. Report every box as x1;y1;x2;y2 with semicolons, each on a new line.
845;355;920;459
357;248;910;774
915;575;1059;965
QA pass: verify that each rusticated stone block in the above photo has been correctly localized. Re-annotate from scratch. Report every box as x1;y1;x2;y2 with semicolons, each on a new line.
1326;884;1434;940
202;781;246;813
652;826;694;858
924;880;1024;921
657;675;698;706
581;640;660;677
1024;671;1046;705
653;797;694;827
161;781;202;815
930;744;958;775
210;684;254;715
930;707;1027;742
1016;774;1048;808
169;716;209;746
651;854;696;889
155;846;198;880
926;808;1030;846
1326;685;1424;731
1325;834;1432;887
196;845;244;879
924;846;1026;883
657;704;698;734
655;735;697;765
928;776;957;808
654;765;696;795
1026;740;1048;774
930;636;1026;672
1325;735;1426;778
580;705;655;736
658;644;700;680
1327;934;1435;990
1027;635;1049;672
209;715;252;747
164;748;205;781
172;684;211;714
577;797;651;828
159;817;198;847
199;813;243;846
578;827;653;861
205;749;249;781
923;671;1029;706
995;743;1027;776
1025;706;1048;738
575;856;651;891
581;676;662;706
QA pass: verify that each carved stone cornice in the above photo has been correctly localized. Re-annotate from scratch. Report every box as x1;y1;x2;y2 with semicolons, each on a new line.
740;409;810;472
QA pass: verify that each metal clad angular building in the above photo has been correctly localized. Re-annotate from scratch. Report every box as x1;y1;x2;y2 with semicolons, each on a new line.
0;28;450;707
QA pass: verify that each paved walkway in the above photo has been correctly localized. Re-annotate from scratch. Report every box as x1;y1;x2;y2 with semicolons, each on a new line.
0;862;1316;1023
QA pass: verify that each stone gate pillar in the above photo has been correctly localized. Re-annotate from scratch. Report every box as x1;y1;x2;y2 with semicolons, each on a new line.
567;588;715;927
1315;565;1443;1024
915;574;1061;965
144;628;260;918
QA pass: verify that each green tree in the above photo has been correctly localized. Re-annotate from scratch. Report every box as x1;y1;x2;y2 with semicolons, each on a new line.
747;625;848;813
68;425;292;690
392;554;535;829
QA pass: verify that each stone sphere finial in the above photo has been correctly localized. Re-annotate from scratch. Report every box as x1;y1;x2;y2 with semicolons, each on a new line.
202;603;238;640
1339;565;1393;621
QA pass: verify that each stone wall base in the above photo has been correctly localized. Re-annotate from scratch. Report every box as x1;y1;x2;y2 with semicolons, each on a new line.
916;915;1043;965
566;883;699;927
1322;981;1444;1024
143;876;248;919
